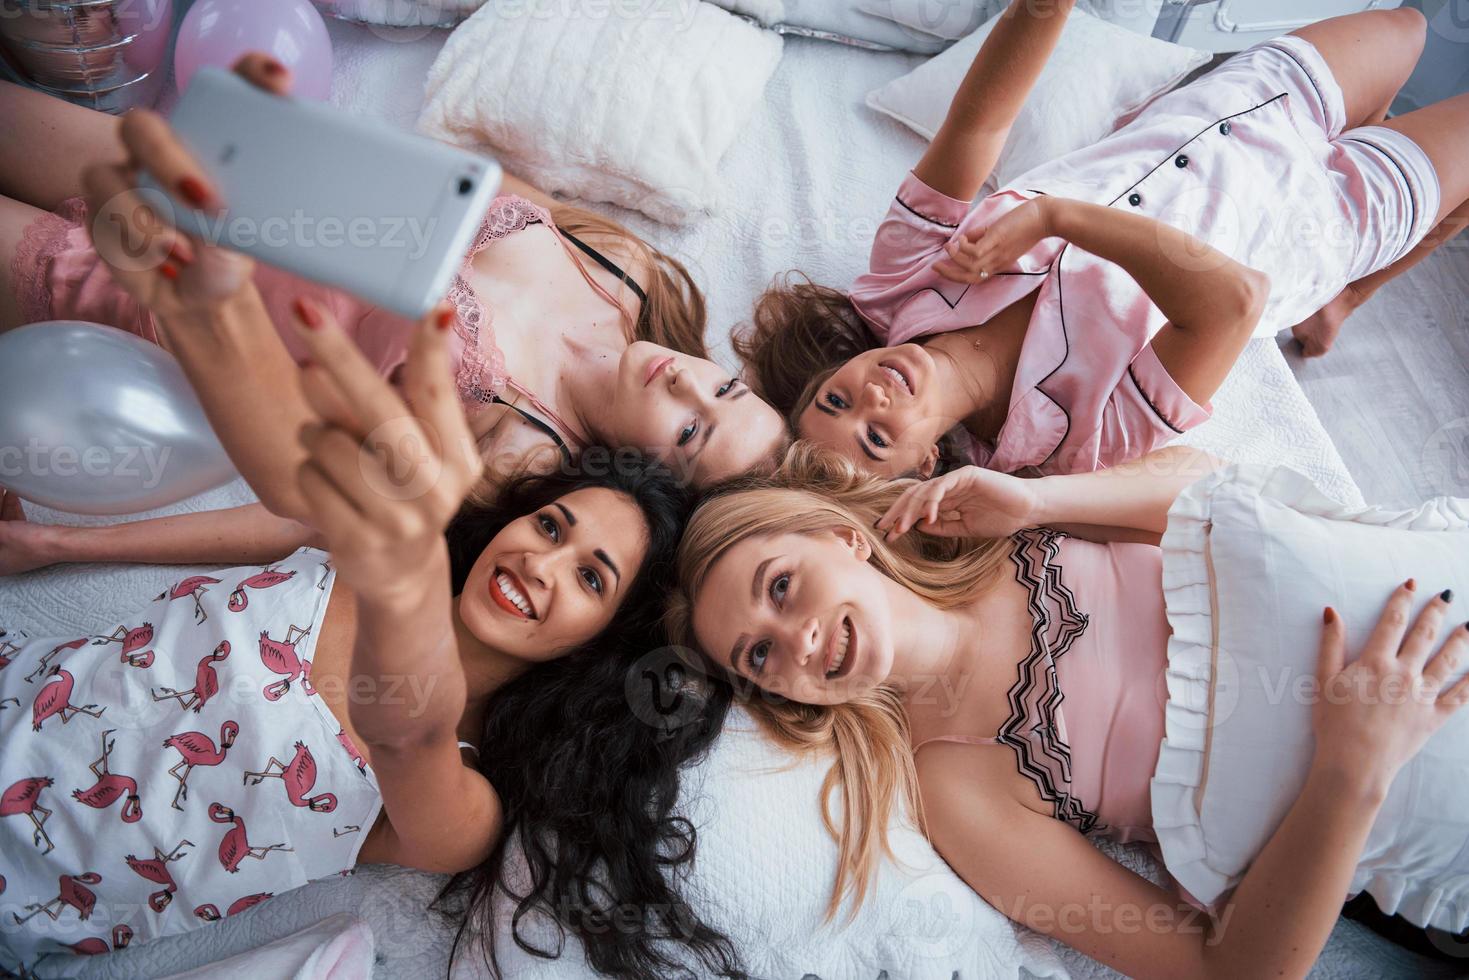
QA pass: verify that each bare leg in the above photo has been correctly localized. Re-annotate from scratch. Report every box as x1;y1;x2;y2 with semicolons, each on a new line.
0;81;125;211
1293;92;1469;356
1289;8;1426;131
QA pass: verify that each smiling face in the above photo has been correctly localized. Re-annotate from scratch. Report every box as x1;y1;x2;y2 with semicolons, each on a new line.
458;487;651;662
796;344;949;479
604;342;788;487
690;528;897;705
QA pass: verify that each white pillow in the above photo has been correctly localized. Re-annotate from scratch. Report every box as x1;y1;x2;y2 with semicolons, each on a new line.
705;0;949;52
857;0;1008;42
476;712;1063;979
417;0;783;225
865;7;1209;191
315;0;484;27
1154;464;1469;933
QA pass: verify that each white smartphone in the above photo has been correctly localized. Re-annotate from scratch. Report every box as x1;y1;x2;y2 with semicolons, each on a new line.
142;67;501;319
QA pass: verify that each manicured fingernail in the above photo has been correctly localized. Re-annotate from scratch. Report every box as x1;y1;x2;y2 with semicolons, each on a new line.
1406;578;1417;591
178;176;212;208
436;308;455;331
263;59;286;76
293;298;322;329
1441;589;1454;603
1323;606;1335;625
159;262;179;280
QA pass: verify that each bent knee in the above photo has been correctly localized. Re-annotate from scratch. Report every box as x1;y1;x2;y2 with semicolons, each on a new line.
1389;6;1428;55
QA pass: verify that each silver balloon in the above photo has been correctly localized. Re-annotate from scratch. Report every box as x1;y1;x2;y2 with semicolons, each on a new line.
0;321;238;515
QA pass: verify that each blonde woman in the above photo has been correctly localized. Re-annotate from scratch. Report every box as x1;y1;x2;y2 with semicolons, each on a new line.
0;57;786;573
665;448;1469;976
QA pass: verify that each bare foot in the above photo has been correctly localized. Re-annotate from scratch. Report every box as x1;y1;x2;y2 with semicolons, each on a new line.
1291;284;1366;358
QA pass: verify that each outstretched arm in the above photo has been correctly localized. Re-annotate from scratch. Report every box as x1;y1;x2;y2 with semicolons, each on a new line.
878;447;1220;544
913;0;1074;201
0;493;315;576
922;585;1469;978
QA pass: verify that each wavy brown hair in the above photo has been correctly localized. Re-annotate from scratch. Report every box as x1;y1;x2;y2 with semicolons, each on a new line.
664;444;1013;919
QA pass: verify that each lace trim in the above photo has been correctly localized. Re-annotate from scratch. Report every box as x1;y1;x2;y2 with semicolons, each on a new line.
447;195;551;404
1002;528;1102;834
10;196;88;325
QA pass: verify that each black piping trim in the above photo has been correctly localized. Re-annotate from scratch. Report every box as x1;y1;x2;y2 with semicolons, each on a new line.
895;194;961;229
1264;41;1330;125
1338;136;1419;240
1127;364;1187;434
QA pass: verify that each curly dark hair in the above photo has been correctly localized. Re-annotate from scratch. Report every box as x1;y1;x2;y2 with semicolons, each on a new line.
435;455;743;979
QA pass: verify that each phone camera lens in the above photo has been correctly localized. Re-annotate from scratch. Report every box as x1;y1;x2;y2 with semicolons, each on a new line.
458;178;474;196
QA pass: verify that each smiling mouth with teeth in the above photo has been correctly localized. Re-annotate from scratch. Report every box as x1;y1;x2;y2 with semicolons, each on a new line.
492;570;537;620
879;362;913;395
825;617;853;678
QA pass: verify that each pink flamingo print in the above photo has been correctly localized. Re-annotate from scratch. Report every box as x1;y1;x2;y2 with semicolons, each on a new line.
163;720;239;810
156;575;222;623
193;892;275;922
228;567;296;612
2;776;55;854
209;802;293;872
93;622;155;668
126;839;193;912
73;729;142;823
152;641;231;713
23;636;88;684
243;741;337;813
258;626;313;701
67;925;132;954
13;871;102;924
32;667;104;730
337;728;368;773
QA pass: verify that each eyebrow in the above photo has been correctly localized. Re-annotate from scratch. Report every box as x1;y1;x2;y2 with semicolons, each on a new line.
554;502;576;526
730;387;749;401
593;548;621;587
751;556;775;601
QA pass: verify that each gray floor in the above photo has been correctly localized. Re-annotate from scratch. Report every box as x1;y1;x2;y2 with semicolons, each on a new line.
1284;237;1469;508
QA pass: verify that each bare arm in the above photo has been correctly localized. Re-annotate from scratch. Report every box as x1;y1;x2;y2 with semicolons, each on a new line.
879;447;1220;544
913;0;1074;201
0;494;315;576
920;586;1469;978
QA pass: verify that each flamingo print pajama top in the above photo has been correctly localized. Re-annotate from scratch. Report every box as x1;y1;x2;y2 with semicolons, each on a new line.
0;548;380;974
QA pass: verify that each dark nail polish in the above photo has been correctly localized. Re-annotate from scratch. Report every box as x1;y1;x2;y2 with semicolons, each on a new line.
1406;578;1417;592
178;176;211;208
1323;606;1335;625
263;59;286;76
1441;589;1454;603
436;308;455;331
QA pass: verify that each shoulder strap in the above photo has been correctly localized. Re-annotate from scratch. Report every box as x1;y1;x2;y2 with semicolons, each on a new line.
490;394;575;465
560;229;649;307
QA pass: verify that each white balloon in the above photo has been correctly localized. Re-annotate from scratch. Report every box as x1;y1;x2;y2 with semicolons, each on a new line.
0;322;238;515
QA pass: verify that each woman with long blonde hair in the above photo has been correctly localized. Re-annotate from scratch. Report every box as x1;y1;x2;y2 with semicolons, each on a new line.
0;57;787;575
666;446;1469;976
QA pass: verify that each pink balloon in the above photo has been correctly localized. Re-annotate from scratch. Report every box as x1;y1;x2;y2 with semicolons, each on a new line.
174;0;334;101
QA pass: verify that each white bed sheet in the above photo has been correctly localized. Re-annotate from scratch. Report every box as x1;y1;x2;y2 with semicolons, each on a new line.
5;15;1433;980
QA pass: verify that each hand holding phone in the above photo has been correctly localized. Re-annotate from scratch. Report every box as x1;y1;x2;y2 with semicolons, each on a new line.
134;61;500;319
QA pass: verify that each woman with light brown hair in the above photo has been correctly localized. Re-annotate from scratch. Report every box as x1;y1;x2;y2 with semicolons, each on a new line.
666;445;1469;976
0;58;787;573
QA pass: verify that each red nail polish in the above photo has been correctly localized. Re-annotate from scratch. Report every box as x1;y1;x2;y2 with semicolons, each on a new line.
1323;606;1335;625
293;298;322;328
436;309;455;331
1406;578;1417;592
263;59;286;76
159;262;179;280
178;176;212;209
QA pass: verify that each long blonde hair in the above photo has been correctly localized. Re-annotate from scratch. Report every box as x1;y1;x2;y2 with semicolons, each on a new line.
665;444;1012;918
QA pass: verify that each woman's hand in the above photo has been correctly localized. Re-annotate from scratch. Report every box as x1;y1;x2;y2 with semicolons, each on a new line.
934;197;1059;284
288;298;484;607
876;465;1041;541
78;54;293;325
0;491;64;576
1313;583;1469;797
